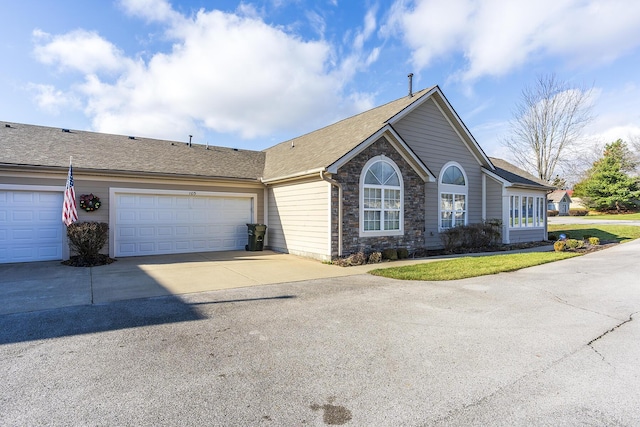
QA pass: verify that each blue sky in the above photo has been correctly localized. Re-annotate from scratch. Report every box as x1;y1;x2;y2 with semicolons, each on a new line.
1;0;639;164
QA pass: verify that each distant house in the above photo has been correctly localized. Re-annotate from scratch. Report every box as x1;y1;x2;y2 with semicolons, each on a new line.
547;190;572;215
1;85;551;264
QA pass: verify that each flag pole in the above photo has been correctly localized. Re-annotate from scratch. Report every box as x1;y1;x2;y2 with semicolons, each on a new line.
62;156;78;226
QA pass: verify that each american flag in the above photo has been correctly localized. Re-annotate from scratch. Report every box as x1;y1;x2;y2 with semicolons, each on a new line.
62;159;78;226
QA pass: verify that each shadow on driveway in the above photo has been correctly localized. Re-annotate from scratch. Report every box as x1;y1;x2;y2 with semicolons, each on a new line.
0;251;304;345
0;294;296;345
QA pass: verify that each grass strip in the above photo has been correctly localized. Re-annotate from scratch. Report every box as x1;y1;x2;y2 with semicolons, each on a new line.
584;213;640;220
369;252;579;281
548;224;640;243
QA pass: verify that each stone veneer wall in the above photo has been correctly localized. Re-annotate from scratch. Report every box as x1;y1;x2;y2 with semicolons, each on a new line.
332;136;426;256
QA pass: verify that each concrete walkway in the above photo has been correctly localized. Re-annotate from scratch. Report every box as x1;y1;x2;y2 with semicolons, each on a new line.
0;246;553;316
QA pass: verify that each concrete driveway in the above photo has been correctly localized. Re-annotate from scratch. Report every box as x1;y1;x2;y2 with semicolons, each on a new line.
1;240;639;425
0;250;365;315
0;246;555;316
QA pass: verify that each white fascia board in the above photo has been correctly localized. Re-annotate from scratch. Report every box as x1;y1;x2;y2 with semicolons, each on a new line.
260;167;326;185
386;86;439;124
327;125;435;182
482;167;512;187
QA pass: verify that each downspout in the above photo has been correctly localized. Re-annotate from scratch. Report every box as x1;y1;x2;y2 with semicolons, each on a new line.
320;171;343;257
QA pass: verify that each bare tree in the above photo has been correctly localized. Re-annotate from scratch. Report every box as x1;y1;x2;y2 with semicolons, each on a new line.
502;74;593;182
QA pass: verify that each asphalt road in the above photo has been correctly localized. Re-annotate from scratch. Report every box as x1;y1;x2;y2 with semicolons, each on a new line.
1;240;639;426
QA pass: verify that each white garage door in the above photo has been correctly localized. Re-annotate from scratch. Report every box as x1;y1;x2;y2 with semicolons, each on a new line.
0;190;64;263
114;192;253;257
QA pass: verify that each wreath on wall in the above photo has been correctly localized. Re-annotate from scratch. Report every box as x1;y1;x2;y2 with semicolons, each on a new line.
79;194;101;212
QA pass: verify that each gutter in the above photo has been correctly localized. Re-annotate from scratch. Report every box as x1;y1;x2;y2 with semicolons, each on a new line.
0;163;262;183
320;170;343;257
260;167;326;185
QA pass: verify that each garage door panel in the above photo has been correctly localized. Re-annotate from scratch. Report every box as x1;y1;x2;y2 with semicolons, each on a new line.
12;210;34;221
13;228;35;240
39;209;60;221
139;211;155;221
114;193;252;257
158;211;173;221
38;227;60;239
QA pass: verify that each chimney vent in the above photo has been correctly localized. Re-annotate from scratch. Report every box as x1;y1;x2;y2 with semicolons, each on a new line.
188;135;192;147
408;73;414;97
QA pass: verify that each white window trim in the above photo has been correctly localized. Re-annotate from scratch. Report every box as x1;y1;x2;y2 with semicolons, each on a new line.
508;193;546;229
359;155;404;237
438;161;468;230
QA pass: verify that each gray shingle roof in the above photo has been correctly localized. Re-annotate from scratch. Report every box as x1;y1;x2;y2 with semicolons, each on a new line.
262;87;435;180
0;123;265;180
547;189;570;203
488;157;553;189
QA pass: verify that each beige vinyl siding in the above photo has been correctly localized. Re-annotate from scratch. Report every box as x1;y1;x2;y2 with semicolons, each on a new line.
267;180;330;260
394;98;484;248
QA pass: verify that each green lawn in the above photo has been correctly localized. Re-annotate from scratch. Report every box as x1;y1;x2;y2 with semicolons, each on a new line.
369;252;579;281
584;212;640;220
369;223;640;282
548;224;640;243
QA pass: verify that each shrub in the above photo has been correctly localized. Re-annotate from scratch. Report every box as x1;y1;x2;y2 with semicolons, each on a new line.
367;251;382;264
588;237;600;246
554;241;566;252
440;220;502;253
547;210;559;217
382;249;398;260
397;248;409;259
547;233;557;241
565;239;584;249
569;209;588;216
67;222;109;265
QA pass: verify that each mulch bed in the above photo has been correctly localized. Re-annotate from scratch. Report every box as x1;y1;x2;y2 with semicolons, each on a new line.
62;254;116;267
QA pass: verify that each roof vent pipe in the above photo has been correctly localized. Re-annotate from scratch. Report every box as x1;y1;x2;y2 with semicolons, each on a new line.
188;135;192;147
408;73;414;97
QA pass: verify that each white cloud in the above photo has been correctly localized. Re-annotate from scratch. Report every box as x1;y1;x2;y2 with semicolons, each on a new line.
585;83;640;146
30;3;380;144
27;83;81;114
118;0;184;25
32;29;131;75
387;0;640;83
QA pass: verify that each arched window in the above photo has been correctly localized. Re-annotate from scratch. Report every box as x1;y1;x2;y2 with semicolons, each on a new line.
360;156;403;236
439;162;468;229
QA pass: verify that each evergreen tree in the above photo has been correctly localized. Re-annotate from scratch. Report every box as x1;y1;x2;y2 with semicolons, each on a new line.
574;140;640;212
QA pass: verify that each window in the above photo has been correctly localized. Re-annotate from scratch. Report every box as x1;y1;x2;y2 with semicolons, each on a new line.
439;162;467;229
509;195;545;228
360;157;403;236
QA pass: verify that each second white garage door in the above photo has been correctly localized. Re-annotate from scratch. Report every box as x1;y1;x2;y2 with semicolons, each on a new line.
113;192;254;257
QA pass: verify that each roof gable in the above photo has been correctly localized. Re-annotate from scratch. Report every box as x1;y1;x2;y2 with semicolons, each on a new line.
262;87;436;181
262;86;493;181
